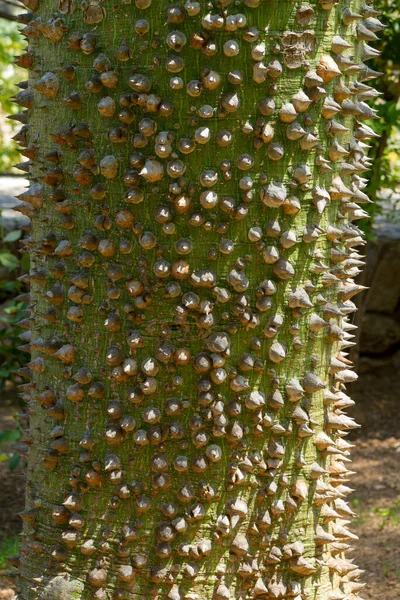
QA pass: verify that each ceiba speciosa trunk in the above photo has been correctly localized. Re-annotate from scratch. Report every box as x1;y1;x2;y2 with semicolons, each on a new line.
13;0;382;598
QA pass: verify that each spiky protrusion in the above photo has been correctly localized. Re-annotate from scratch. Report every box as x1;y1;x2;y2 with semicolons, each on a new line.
13;0;380;599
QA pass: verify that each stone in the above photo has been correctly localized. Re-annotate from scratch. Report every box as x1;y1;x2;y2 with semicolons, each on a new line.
360;312;400;354
363;219;400;314
0;176;30;231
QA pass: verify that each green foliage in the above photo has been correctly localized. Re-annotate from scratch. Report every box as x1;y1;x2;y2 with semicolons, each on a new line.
375;500;400;530
0;18;25;173
0;19;25;116
350;496;400;531
0;216;29;471
3;229;22;243
0;426;23;471
0;221;29;389
350;497;367;527
378;0;400;68
360;0;400;233
0;534;19;570
0;297;28;386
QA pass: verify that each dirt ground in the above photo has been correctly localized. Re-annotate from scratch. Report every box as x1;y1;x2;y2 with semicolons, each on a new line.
349;437;400;599
0;359;399;599
0;393;25;600
347;357;400;599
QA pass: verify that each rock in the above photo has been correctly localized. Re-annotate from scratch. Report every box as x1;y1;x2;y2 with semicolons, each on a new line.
362;219;400;314
0;176;30;232
360;312;400;355
391;348;400;369
357;355;389;375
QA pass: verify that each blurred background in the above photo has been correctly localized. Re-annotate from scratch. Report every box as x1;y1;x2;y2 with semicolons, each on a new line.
0;1;399;598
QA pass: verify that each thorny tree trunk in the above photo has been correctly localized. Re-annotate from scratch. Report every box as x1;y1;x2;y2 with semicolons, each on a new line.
12;0;383;598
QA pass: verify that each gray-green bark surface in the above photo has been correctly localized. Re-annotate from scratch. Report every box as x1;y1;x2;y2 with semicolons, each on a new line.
14;0;382;598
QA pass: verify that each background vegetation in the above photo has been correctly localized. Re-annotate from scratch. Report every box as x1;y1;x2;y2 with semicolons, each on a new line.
0;17;25;173
362;0;400;230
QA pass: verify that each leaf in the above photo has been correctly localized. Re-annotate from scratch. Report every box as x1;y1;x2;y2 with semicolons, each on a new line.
4;305;20;315
9;453;21;471
0;252;19;270
2;281;19;293
385;102;400;125
0;429;21;443
3;229;22;243
20;253;30;271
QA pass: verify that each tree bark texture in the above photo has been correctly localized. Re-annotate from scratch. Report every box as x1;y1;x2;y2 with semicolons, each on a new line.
13;0;383;598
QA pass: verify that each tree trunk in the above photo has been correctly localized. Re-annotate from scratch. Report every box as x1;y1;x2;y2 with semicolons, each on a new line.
13;0;382;598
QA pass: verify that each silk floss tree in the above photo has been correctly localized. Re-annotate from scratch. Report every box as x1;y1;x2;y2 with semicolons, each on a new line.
11;0;383;598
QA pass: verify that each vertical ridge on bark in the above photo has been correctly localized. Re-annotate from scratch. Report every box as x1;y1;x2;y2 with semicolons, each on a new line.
13;0;382;598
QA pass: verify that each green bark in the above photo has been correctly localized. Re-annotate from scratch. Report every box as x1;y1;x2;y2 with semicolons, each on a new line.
13;0;382;598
